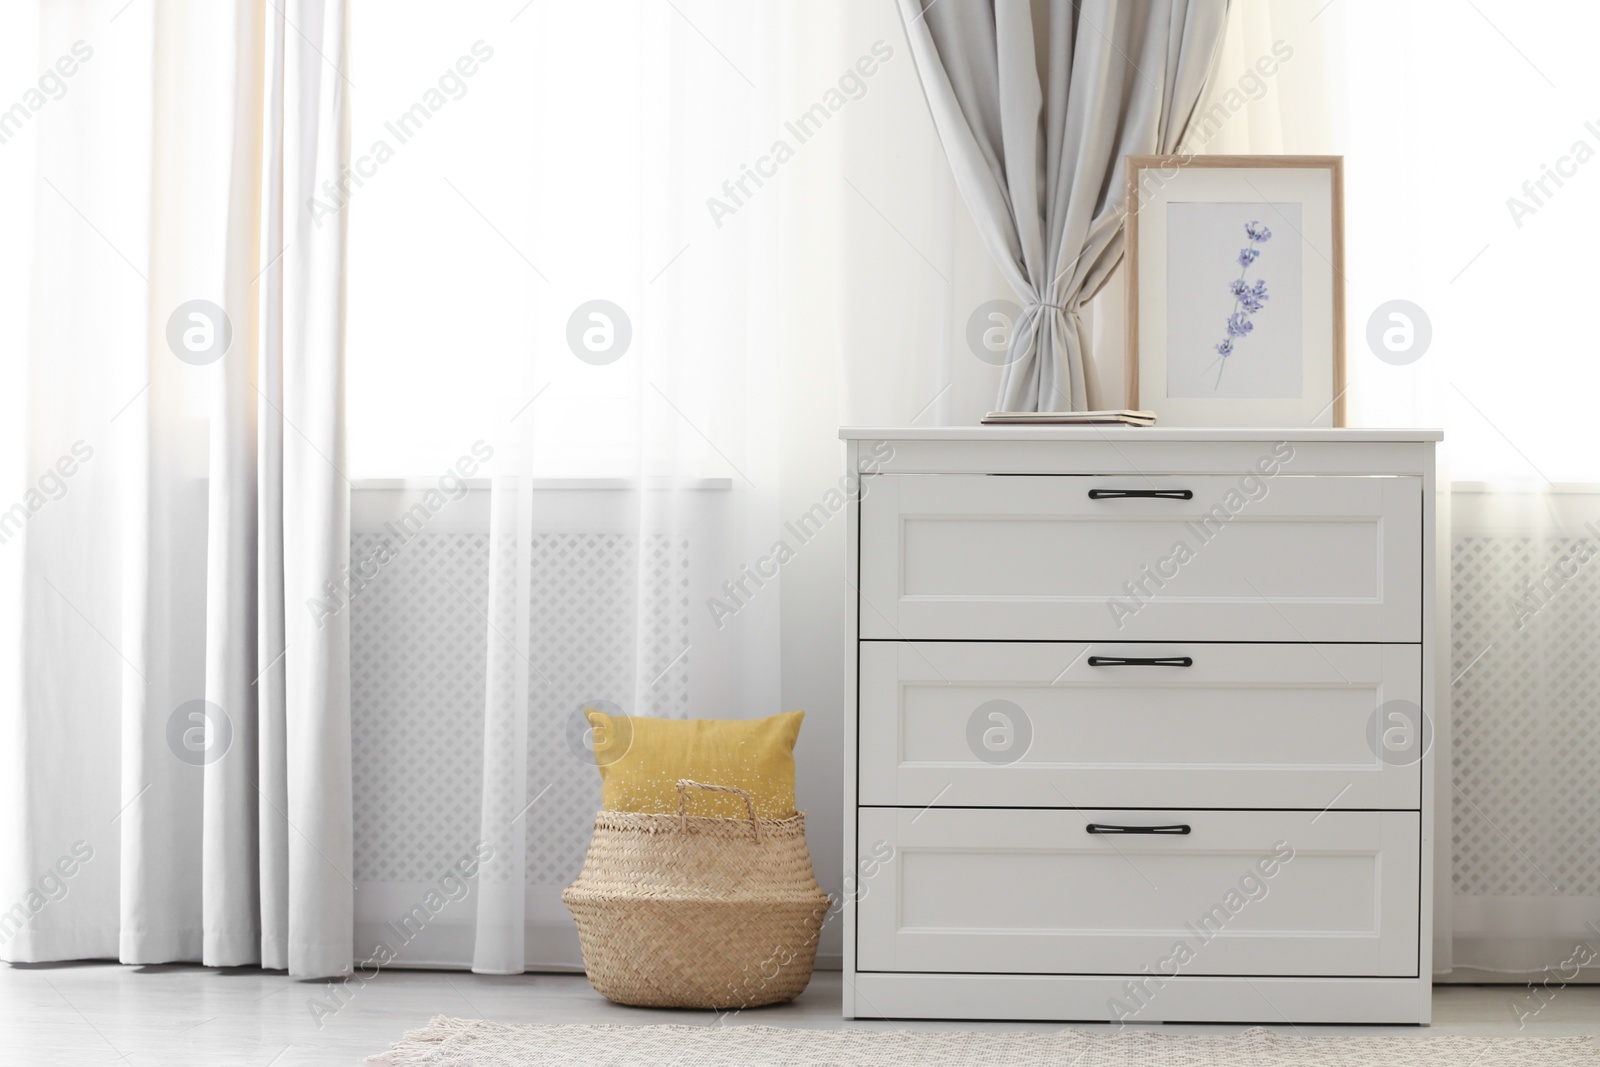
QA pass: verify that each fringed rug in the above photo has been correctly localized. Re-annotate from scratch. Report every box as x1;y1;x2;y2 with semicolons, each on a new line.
368;1016;1600;1066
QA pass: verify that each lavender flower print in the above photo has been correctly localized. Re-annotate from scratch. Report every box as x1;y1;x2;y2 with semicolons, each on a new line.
1211;221;1273;387
1234;278;1268;313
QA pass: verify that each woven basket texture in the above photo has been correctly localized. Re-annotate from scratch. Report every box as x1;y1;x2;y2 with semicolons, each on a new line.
563;796;831;1010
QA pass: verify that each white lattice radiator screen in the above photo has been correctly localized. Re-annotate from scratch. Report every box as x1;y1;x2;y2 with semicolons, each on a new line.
348;481;700;967
1452;535;1600;900
1448;486;1600;976
350;529;690;886
346;486;1600;973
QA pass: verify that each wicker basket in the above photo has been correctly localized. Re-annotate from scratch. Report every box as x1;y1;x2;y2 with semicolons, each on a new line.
563;780;832;1010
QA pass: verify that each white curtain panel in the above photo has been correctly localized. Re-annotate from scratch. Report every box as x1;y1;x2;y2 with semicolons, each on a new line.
1329;0;1600;982
895;0;1230;413
335;0;788;973
0;0;353;978
830;4;1018;429
337;0;1013;974
1150;0;1600;981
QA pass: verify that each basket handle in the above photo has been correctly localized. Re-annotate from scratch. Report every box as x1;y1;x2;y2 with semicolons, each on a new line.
676;779;761;841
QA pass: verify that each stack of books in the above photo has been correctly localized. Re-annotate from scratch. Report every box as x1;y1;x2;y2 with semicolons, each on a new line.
980;409;1156;426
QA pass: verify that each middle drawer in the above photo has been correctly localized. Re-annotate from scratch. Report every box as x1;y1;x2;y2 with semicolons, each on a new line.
858;641;1422;810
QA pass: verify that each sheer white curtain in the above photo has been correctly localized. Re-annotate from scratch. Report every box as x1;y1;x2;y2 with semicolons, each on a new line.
1333;0;1600;981
471;0;786;973
831;4;1014;428
0;0;353;978
342;0;786;971
1155;0;1600;980
336;0;1017;972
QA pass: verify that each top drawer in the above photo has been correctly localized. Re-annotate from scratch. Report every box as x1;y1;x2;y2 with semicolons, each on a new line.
859;473;1421;642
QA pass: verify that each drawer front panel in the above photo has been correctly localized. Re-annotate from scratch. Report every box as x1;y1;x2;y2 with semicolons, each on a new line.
858;474;1421;641
858;642;1421;810
856;808;1419;977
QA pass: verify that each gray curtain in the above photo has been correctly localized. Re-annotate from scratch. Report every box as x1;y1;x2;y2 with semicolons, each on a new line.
897;0;1229;411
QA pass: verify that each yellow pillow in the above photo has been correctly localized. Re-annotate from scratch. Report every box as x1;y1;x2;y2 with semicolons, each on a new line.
585;709;803;820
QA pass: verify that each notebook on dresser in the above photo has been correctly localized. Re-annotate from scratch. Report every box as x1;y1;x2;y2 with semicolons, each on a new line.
980;409;1157;426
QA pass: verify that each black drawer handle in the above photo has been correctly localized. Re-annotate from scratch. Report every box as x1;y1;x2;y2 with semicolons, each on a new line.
1087;488;1193;500
1087;656;1193;667
1086;823;1192;835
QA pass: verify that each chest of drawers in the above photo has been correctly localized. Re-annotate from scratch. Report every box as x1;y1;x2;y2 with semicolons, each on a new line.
840;427;1441;1024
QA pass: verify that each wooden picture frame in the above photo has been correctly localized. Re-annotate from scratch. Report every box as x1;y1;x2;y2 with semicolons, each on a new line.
1125;155;1345;427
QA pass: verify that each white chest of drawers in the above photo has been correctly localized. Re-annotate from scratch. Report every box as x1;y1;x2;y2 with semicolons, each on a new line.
840;427;1441;1024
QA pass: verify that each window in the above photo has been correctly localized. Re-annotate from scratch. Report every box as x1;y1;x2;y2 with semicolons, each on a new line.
1335;0;1600;482
346;1;777;481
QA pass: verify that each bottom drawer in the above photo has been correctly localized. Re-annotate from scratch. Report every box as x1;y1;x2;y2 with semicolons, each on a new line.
856;808;1418;977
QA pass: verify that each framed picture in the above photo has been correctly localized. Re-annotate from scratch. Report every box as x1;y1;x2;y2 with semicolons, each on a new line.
1124;155;1345;426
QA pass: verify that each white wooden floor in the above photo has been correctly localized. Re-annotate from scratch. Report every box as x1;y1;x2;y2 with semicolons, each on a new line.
1;963;1595;1066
